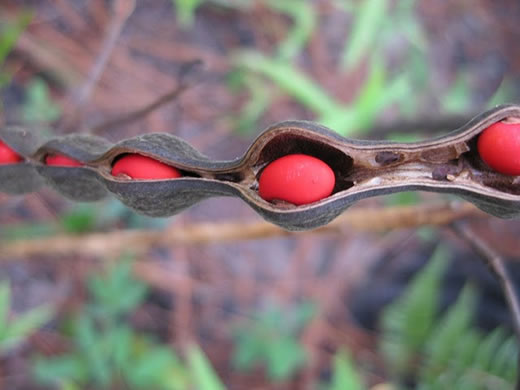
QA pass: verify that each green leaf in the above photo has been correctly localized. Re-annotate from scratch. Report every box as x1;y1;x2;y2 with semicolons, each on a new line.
60;206;97;234
130;336;189;390
116;282;147;314
1;305;53;352
61;381;82;390
441;73;471;114
0;222;58;240
381;245;448;377
352;58;386;115
487;78;514;107
290;301;316;332
384;191;420;206
186;344;226;390
129;346;178;387
232;327;264;370
491;336;518;383
172;0;204;27
322;61;410;135
235;52;342;118
110;325;132;370
419;284;478;384
0;282;10;334
232;302;313;380
386;133;423;142
341;0;387;70
354;66;411;131
472;328;506;372
267;0;316;60
329;349;365;390
233;73;272;134
88;257;146;317
0;70;11;88
22;77;62;123
33;354;87;385
449;329;481;374
74;314;111;386
266;337;306;380
0;12;33;65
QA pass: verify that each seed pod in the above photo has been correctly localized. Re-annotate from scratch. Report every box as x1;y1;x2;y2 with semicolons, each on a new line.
34;134;112;202
0;127;44;194
97;133;233;217
0;104;519;230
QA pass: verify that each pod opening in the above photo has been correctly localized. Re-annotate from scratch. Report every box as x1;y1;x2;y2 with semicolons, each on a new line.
213;172;244;182
256;134;354;195
45;154;84;167
462;135;520;195
0;140;24;165
111;153;200;180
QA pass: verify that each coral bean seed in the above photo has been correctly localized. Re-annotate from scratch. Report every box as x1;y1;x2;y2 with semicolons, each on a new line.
46;154;83;167
111;154;182;180
477;121;520;176
0;141;23;164
259;154;335;205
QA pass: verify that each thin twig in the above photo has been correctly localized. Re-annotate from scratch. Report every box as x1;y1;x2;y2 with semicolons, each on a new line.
0;202;483;259
89;60;203;134
61;0;136;132
75;0;135;108
451;221;520;390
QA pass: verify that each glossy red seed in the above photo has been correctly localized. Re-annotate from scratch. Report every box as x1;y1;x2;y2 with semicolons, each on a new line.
0;140;23;164
477;121;520;176
259;154;335;205
45;154;83;167
111;154;182;180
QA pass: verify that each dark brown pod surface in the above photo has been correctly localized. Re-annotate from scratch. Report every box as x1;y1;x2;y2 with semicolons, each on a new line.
0;127;44;194
0;104;519;230
35;134;112;201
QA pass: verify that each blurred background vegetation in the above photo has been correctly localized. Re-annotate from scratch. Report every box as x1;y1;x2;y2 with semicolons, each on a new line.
1;0;520;389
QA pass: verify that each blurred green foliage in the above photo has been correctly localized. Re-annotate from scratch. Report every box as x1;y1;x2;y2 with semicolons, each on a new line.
22;259;365;389
21;77;62;124
0;11;32;88
220;0;513;137
0;11;61;128
0;281;53;354
381;246;517;389
0;248;512;389
0;11;32;117
170;0;249;27
232;301;314;381
0;200;170;240
384;191;421;206
33;258;226;390
232;0;417;136
340;0;387;70
381;245;449;377
327;349;366;390
186;344;227;390
171;0;204;26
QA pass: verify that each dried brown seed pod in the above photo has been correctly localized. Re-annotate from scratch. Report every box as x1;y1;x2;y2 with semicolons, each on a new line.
0;104;519;230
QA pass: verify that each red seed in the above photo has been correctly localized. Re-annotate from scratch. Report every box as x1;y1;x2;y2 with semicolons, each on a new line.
477;120;520;176
111;154;182;180
259;154;335;205
46;154;83;167
0;140;23;164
